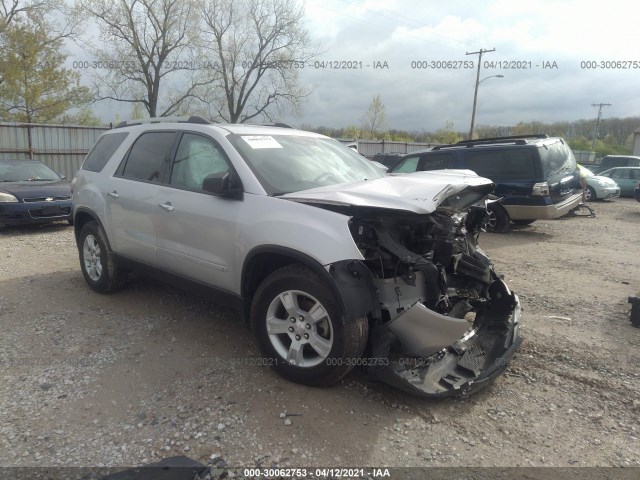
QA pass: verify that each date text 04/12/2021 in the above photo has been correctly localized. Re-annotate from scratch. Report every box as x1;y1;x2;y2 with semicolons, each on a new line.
242;468;391;478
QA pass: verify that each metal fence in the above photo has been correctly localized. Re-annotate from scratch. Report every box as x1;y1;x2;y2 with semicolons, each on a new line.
0;122;108;179
338;139;436;158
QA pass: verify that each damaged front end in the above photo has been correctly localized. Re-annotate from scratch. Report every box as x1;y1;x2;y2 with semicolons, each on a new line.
344;188;521;397
285;171;522;397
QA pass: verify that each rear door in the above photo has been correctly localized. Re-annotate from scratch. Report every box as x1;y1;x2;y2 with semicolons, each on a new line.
537;141;577;206
608;168;637;195
106;131;177;264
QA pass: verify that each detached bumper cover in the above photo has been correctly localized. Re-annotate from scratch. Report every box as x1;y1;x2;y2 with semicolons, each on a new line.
369;281;523;397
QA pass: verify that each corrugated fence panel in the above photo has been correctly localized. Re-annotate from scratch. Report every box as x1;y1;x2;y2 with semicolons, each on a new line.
0;123;109;179
338;139;436;158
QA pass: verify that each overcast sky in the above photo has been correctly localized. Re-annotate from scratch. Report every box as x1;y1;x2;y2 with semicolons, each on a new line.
283;0;640;132
80;0;640;132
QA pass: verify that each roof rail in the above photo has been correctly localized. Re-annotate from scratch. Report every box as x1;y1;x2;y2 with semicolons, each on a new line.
114;115;211;128
432;133;550;150
256;122;295;128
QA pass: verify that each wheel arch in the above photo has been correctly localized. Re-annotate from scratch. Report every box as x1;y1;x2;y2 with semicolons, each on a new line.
241;246;378;325
73;207;107;248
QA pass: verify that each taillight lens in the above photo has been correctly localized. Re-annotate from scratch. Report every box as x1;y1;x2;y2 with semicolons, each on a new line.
532;182;550;196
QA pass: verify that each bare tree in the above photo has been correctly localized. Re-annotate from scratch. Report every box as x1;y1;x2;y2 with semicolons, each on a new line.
78;0;206;117
1;0;77;37
361;94;387;139
198;0;317;123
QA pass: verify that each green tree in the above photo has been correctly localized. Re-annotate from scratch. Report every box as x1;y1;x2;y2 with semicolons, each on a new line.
0;22;92;123
361;94;387;139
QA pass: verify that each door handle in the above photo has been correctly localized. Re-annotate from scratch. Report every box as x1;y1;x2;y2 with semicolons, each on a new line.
158;202;175;212
107;191;119;198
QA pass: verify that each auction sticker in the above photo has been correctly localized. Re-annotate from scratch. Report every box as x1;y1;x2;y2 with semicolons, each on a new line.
241;135;283;149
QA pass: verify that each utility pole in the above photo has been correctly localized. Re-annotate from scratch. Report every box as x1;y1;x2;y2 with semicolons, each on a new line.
591;102;611;149
466;48;496;140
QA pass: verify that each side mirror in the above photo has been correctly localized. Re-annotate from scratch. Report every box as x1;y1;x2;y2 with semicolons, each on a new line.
202;171;242;198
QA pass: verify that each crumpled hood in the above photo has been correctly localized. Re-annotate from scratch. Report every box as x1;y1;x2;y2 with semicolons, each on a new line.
281;170;494;214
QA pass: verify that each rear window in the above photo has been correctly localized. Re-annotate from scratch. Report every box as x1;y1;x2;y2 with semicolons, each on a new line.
464;148;537;179
82;133;129;172
539;140;576;177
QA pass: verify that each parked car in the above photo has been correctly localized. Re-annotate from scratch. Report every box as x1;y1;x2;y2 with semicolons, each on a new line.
581;168;620;201
72;116;522;397
634;180;640;203
371;153;405;170
0;159;72;227
582;155;640;175
389;134;582;233
597;167;640;196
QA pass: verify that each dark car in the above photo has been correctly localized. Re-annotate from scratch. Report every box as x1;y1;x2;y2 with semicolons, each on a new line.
389;134;582;232
371;153;405;170
635;179;640;203
0;160;72;227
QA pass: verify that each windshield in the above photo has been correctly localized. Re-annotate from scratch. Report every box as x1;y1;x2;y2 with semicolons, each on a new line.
227;134;385;195
0;161;61;182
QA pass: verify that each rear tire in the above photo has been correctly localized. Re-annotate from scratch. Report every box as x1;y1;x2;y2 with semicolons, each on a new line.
484;203;510;233
78;221;126;293
512;219;536;226
251;264;369;387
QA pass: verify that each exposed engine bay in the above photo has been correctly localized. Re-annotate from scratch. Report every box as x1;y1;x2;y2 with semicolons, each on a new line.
284;171;522;397
347;201;522;397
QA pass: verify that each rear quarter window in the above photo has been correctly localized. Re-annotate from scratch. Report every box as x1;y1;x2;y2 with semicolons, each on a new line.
82;132;129;172
464;149;537;179
421;152;456;170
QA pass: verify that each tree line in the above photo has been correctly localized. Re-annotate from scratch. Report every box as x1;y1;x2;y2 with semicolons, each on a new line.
0;0;316;124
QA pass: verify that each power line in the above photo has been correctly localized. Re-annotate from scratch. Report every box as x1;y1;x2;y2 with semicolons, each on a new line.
591;102;611;149
466;48;496;139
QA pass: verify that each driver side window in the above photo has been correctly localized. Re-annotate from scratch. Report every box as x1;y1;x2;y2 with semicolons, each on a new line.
170;134;230;190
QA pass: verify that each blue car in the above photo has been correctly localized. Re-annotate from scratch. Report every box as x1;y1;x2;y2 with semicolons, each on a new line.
0;160;72;227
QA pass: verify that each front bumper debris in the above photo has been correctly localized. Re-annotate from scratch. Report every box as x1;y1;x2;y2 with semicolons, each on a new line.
369;280;523;397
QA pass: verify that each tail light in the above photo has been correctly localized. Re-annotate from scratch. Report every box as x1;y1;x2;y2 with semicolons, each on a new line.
532;182;550;196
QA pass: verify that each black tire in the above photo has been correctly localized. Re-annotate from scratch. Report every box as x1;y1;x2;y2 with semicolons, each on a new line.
78;221;126;293
585;186;596;202
251;264;369;387
512;219;536;226
484;203;510;233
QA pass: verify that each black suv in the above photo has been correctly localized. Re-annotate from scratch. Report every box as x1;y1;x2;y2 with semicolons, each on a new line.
390;134;582;232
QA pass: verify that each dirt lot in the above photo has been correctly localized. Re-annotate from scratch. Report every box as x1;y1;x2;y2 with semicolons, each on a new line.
1;198;639;471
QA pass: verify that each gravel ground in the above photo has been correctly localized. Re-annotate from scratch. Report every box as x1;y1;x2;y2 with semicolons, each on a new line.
1;198;639;473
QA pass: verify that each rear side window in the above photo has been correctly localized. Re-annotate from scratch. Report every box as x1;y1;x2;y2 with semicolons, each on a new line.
421;152;456;170
393;156;419;173
465;149;536;179
82;133;129;172
120;132;176;183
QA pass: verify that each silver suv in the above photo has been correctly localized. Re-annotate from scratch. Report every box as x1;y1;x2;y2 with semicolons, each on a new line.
72;117;522;397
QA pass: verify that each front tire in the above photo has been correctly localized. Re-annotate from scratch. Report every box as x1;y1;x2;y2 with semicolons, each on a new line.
585;186;596;201
484;203;511;233
79;221;126;293
251;264;369;387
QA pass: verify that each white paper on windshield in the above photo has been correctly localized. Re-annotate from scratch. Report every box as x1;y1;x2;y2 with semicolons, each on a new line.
241;135;283;149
